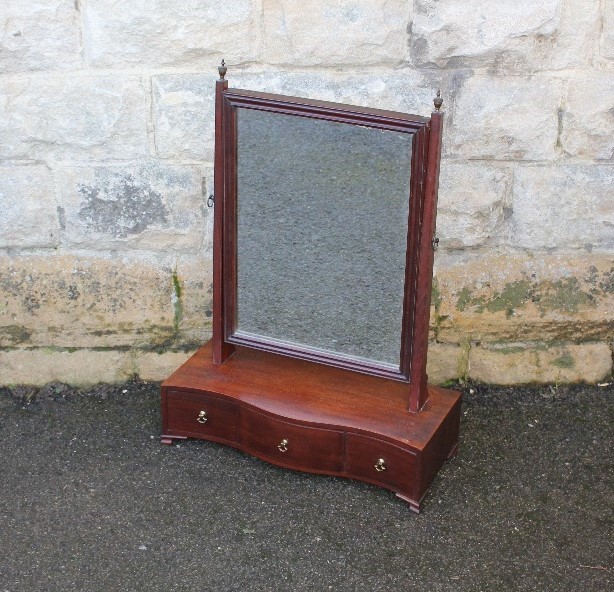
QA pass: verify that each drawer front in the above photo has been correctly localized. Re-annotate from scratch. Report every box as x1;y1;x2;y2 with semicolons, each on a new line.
239;407;344;473
165;390;237;442
345;434;417;494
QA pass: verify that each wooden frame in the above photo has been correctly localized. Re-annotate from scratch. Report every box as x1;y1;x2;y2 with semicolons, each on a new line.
213;82;444;413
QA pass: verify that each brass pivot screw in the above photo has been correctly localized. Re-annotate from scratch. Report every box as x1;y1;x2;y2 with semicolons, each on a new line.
197;410;208;424
374;458;387;472
278;439;289;452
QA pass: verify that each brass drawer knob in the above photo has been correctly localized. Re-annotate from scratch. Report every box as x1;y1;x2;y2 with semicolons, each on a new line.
278;438;289;452
374;458;386;472
197;410;208;424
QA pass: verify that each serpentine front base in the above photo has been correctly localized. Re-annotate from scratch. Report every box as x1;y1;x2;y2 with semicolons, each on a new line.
161;341;461;513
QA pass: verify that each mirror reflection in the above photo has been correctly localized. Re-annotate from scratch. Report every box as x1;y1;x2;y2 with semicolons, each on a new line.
236;108;413;369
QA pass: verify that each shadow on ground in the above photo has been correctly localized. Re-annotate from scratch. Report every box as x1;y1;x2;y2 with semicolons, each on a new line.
0;380;612;591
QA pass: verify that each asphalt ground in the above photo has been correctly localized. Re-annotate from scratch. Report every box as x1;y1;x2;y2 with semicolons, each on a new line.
0;380;612;591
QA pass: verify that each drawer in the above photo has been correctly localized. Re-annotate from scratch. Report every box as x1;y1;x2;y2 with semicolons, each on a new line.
165;390;237;442
238;407;344;473
345;434;417;494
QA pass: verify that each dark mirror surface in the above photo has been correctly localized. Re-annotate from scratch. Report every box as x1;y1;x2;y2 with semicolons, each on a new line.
235;108;413;369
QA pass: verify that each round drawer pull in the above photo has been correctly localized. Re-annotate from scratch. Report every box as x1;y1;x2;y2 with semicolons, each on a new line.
374;458;386;472
197;410;208;424
278;439;289;452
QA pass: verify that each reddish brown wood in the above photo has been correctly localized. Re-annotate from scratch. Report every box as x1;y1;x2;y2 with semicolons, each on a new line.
400;124;429;389
165;390;238;443
238;406;344;473
222;88;429;128
408;110;444;412
222;93;238;343
345;434;418;497
212;77;235;365
162;341;461;511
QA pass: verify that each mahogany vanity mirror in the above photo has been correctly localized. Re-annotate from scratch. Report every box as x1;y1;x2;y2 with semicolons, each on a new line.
161;63;461;513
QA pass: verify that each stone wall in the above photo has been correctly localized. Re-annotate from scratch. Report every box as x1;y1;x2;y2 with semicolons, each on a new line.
1;0;612;385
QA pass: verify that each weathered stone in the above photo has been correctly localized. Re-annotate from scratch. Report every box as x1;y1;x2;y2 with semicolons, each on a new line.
174;256;213;344
0;0;81;73
152;74;217;161
450;75;561;160
136;350;197;382
263;0;411;66
434;252;614;344
469;342;612;384
426;343;465;385
510;165;614;250
0;165;60;248
0;74;148;161
58;163;207;251
232;69;450;118
152;69;450;161
83;0;258;67
437;162;511;248
600;0;614;60
0;349;134;386
412;0;599;72
561;72;614;160
0;254;177;349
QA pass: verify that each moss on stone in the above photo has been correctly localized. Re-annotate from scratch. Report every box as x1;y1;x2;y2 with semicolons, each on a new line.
482;280;532;317
171;270;183;335
552;352;575;369
456;287;473;311
538;277;595;314
431;279;442;311
431;279;446;340
0;325;32;345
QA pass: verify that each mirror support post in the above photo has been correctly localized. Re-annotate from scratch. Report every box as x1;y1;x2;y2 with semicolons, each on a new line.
212;63;235;365
408;102;444;413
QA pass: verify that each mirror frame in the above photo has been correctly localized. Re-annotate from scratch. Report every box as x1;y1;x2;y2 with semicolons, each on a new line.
212;73;444;412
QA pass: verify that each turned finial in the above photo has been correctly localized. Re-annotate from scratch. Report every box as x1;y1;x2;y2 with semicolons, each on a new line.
433;90;443;111
218;59;227;80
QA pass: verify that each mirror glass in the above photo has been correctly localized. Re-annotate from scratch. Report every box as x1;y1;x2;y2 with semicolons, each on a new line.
235;108;413;369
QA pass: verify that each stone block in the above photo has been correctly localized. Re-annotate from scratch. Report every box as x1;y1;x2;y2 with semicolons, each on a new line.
469;342;612;384
0;0;82;73
434;252;614;344
0;165;60;248
152;74;217;161
0;74;148;161
450;75;561;160
0;349;134;387
561;72;614;160
136;350;197;382
437;162;511;248
152;69;450;162
262;0;411;66
83;0;258;67
231;69;450;118
510;165;613;250
412;0;599;72
601;1;614;60
58;162;207;251
0;254;176;349
174;256;213;344
426;343;464;385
